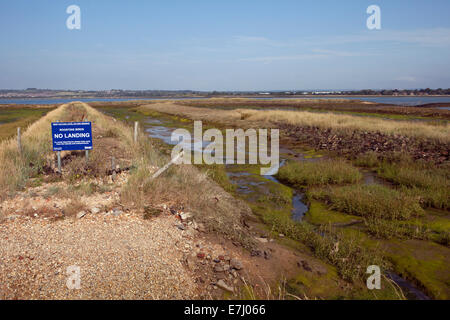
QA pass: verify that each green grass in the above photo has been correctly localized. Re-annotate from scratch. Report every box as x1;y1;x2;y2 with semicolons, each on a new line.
276;159;362;188
308;184;424;220
306;200;361;226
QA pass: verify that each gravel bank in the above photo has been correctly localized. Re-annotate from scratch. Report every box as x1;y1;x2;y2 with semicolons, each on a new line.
0;214;199;299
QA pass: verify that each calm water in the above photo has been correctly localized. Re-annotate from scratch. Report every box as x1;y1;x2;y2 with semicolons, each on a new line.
1;96;450;106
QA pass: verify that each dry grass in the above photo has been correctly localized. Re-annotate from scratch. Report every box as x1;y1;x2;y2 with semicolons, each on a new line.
61;198;87;218
137;102;243;124
238;109;450;143
137;102;450;143
0;105;70;198
120;142;254;248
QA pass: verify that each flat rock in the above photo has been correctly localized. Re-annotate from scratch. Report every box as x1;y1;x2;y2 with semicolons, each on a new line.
230;258;243;270
216;280;234;293
179;212;193;221
76;211;86;219
112;208;123;216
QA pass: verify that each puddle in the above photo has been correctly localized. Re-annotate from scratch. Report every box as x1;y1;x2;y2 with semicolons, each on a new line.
292;193;308;221
362;170;387;185
146;118;162;124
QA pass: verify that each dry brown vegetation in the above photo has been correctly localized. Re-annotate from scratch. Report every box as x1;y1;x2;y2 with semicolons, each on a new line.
178;98;450;119
238;109;450;143
137;102;450;143
0;102;254;247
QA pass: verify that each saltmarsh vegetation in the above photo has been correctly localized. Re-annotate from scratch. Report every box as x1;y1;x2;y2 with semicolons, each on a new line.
238;109;450;143
377;160;450;210
131;101;449;298
0;107;53;141
277;159;362;187
308;184;424;220
261;207;385;283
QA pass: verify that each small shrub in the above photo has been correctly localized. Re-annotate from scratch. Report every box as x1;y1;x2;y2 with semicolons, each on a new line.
143;206;162;219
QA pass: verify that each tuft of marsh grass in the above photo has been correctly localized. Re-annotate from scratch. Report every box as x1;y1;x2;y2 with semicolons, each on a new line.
435;231;450;247
378;161;449;210
353;151;380;168
277;159;362;187
364;217;431;240
308;184;424;220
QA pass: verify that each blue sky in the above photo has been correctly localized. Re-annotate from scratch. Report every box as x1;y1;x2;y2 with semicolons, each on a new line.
1;0;450;90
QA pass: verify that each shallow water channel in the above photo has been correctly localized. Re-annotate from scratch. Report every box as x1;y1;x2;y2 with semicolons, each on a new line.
139;117;310;221
104;110;430;300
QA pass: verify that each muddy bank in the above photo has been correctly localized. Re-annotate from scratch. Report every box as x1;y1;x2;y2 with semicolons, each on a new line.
280;123;449;164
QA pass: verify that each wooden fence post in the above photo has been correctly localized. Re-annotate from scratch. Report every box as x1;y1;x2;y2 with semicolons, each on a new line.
17;127;21;154
111;156;116;182
85;150;89;164
57;152;62;173
134;121;139;143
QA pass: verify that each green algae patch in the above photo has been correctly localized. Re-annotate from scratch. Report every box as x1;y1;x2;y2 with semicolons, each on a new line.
382;239;450;300
415;210;450;235
303;149;325;159
286;263;347;299
306;200;361;226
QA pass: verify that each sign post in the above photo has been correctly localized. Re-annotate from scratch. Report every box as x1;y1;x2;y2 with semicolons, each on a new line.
51;122;93;173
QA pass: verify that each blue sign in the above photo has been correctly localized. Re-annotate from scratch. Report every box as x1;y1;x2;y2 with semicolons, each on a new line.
52;122;93;151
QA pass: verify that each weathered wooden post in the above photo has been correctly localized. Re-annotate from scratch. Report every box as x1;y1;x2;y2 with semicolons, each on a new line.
85;150;89;164
111;156;116;182
17;127;22;154
134;121;139;143
57;151;62;173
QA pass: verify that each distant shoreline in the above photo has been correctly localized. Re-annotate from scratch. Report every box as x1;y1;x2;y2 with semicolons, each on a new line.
2;94;450;100
2;95;450;108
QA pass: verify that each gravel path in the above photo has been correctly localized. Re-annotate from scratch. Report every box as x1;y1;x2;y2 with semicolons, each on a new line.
0;214;199;299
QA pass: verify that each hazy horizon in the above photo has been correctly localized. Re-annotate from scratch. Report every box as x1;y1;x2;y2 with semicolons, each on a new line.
1;0;450;91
